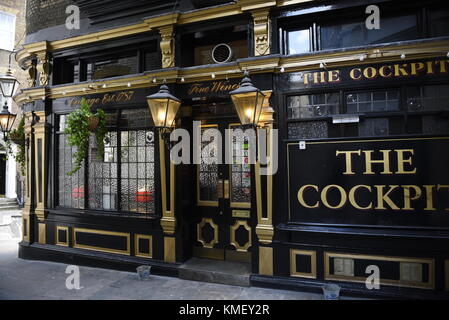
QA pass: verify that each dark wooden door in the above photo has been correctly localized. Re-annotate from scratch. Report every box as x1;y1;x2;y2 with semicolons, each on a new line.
193;120;253;262
0;155;6;195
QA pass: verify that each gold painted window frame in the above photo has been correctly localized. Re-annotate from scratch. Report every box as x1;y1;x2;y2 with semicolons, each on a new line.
73;228;131;255
324;252;435;290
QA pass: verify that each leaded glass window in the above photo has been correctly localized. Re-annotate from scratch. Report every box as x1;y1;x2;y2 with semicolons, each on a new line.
120;130;155;214
407;85;449;112
287;93;340;119
57;109;156;215
198;125;219;204
88;132;119;211
230;125;252;206
57;131;85;209
346;90;400;113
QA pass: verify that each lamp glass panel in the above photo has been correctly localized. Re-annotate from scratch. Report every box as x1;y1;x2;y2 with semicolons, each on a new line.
231;91;265;126
147;98;168;127
165;100;181;127
0;113;15;133
0;78;15;97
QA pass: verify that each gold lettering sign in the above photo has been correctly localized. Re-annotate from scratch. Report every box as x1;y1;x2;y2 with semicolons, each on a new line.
187;81;240;96
297;148;449;212
70;91;135;108
302;59;449;86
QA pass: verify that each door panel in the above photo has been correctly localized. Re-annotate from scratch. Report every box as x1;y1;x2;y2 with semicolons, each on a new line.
193;121;253;262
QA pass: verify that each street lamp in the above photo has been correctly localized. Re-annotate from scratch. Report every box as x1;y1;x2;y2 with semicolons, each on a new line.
146;81;181;148
229;71;265;128
0;55;20;138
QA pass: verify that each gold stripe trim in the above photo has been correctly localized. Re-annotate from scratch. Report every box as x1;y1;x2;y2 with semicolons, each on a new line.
290;249;317;279
135;234;153;258
324;252;435;290
73;228;131;255
55;226;69;247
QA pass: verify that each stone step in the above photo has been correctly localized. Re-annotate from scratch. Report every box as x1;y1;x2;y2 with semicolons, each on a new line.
0;198;18;203
0;206;20;211
179;257;251;287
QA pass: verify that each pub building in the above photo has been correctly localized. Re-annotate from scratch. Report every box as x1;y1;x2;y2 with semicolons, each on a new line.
13;0;449;299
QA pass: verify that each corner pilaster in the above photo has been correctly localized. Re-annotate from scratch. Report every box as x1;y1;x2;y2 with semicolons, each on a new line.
159;134;177;263
33;111;49;222
22;111;36;243
255;91;275;275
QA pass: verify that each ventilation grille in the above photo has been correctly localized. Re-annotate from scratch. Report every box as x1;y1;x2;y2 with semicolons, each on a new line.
212;44;233;64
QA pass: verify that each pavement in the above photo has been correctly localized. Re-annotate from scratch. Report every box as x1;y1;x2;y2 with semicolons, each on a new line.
0;209;357;300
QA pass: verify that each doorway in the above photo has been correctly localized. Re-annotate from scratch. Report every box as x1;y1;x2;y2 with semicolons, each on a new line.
0;154;6;196
192;119;253;263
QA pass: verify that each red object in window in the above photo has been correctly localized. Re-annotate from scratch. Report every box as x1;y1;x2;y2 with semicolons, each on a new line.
135;189;153;203
72;187;85;199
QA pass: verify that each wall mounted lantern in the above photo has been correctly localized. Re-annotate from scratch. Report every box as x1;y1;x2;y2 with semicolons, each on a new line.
229;71;265;128
146;81;181;148
0;53;20;139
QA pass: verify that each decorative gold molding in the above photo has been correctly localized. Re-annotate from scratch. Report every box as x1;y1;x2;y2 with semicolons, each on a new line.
14;41;449;104
159;134;177;236
73;228;131;255
159;25;175;69
280;40;449;73
23;112;35;228
197;218;219;249
36;51;51;86
324;252;435;290
259;246;273;276
135;234;153;258
34;111;48;222
239;0;276;11
38;223;46;244
290;249;317;279
164;236;176;263
56;226;69;247
230;220;252;252
252;9;271;56
255;97;275;244
22;214;30;242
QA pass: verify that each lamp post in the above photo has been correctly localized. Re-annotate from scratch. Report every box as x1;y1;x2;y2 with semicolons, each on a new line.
0;54;20;139
229;71;265;128
146;81;181;149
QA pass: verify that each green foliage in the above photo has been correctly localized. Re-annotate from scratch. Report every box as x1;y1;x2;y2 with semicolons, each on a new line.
9;117;26;176
64;98;107;176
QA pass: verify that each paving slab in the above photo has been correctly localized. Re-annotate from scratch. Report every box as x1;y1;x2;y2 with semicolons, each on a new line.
0;238;352;300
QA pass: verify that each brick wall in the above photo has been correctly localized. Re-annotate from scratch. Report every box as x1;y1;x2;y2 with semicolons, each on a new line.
26;0;80;35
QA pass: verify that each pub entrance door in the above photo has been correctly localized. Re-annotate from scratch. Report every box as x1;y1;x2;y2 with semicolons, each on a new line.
193;119;253;262
0;155;6;196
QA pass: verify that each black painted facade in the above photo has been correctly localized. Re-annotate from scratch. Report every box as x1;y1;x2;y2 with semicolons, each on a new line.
17;0;449;299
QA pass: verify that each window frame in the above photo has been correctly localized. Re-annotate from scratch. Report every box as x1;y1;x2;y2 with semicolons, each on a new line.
283;79;449;141
0;11;16;52
276;2;449;55
54;107;160;218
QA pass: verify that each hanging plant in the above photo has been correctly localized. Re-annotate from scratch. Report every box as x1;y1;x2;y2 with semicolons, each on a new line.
64;98;107;176
6;117;26;176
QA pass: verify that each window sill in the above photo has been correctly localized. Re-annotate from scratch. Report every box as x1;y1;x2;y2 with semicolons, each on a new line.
48;208;161;220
